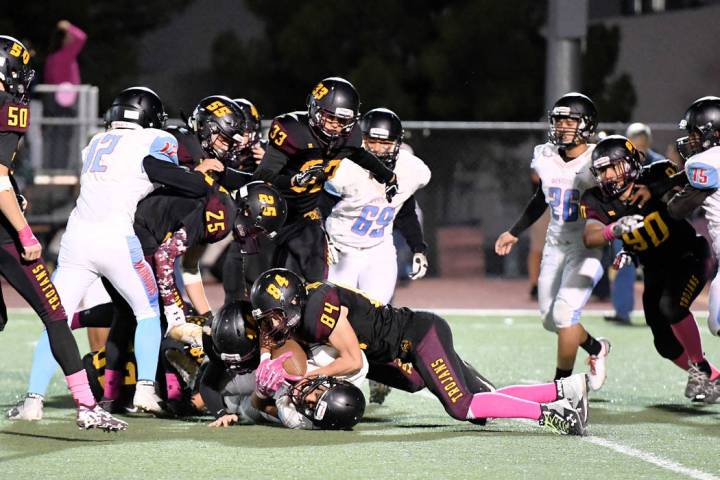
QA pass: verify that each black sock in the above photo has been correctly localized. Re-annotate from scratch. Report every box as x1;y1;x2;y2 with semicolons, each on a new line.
555;368;573;380
580;335;602;356
696;360;712;377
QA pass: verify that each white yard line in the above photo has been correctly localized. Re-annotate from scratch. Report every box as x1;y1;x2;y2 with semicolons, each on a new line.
583;436;719;480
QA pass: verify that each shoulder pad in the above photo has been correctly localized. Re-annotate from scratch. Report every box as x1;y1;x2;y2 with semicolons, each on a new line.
642;160;677;182
268;112;313;155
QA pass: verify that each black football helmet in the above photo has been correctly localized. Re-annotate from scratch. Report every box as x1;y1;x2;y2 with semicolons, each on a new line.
211;301;259;373
548;92;597;148
233;98;262;146
189;95;250;164
235;181;287;242
676;96;720;160
307;77;360;141
291;377;366;430
0;36;34;104
105;86;167;129
361;108;404;169
590;135;643;199
250;268;306;346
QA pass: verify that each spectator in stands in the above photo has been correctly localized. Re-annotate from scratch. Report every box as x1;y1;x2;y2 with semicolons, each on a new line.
626;122;664;165
43;20;87;170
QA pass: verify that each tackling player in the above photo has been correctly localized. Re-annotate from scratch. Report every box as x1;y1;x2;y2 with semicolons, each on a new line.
0;36;125;431
252;77;399;281
251;269;591;436
495;93;610;388
581;135;720;401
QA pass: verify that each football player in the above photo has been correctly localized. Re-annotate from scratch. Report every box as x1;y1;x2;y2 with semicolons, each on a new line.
0;36;125;430
252;77;399;281
222;97;275;304
198;302;367;430
250;269;591;436
495;93;610;388
324;108;431;303
34;86;217;415
12;182;286;417
581;135;720;401
323;108;430;405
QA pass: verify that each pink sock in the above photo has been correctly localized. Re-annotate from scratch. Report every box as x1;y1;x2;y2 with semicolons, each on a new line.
671;314;705;364
66;370;96;407
165;372;182;401
103;369;123;401
496;383;558;403
468;392;542;420
710;362;720;381
672;351;691;371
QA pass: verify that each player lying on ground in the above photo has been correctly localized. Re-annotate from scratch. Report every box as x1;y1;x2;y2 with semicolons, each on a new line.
196;302;367;430
495;93;610;389
581;135;720;402
0;36;125;431
250;268;591;435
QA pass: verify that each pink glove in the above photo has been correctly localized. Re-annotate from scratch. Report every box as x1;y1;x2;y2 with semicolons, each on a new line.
18;224;39;248
255;352;302;397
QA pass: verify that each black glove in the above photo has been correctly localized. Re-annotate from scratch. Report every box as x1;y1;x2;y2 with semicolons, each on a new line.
385;175;399;202
292;165;326;188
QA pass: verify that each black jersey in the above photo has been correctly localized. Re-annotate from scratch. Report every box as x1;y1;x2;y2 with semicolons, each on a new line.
294;281;412;363
165;125;204;169
0;92;29;244
581;160;697;266
253;111;394;219
134;177;236;255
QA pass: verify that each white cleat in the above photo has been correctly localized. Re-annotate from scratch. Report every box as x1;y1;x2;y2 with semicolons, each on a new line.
539;398;587;436
587;337;611;391
76;404;127;431
557;373;589;424
7;393;44;421
133;380;164;414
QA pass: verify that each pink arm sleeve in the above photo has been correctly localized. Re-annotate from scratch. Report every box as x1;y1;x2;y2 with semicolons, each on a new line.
60;24;87;60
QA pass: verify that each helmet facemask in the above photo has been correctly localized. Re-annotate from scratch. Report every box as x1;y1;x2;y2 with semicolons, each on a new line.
549;112;588;148
363;134;402;170
252;308;298;348
676;121;720;161
590;156;640;199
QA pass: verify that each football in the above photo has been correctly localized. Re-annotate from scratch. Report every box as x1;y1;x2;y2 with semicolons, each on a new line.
271;338;307;377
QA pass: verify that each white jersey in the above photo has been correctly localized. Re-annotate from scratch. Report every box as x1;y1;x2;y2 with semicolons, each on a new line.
685;146;720;232
530;142;597;245
67;126;179;234
325;149;431;250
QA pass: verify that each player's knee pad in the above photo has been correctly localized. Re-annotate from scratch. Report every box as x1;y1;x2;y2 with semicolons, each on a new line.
541;312;559;333
548;299;578;331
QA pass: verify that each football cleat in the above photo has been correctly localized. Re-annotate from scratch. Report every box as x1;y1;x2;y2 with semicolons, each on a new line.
133;380;164;414
587;337;611;391
701;374;720;404
685;364;710;401
76;404;128;431
539;399;586;436
368;380;392;405
556;373;589;424
6;393;44;421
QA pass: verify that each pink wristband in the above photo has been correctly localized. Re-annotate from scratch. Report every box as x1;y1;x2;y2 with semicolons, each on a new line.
18;224;39;247
602;223;616;242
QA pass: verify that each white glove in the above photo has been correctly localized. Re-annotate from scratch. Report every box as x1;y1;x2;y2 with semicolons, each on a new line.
164;303;186;332
409;252;428;280
611;214;644;238
612;250;637;270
